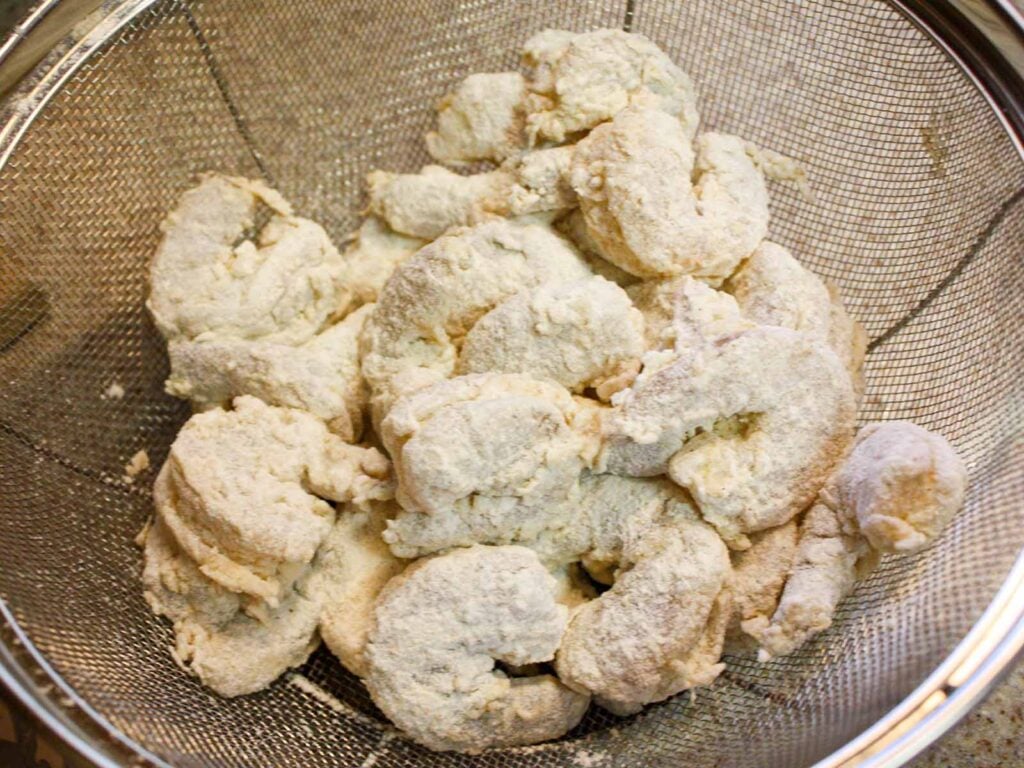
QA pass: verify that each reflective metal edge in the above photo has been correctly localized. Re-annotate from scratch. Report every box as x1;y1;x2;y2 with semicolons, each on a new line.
0;2;1022;768
0;5;174;765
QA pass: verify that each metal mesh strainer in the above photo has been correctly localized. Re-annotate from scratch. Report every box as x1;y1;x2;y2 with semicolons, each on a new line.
0;1;1023;766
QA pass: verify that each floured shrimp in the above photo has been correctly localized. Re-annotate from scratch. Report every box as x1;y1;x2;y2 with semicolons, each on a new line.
570;108;768;280
745;500;874;660
725;520;799;652
627;275;753;353
380;448;629;570
154;396;392;605
556;209;640;288
148;173;345;345
834;421;967;554
382;487;594;567
522;28;699;143
140;516;243;628
364;545;590;752
750;421;965;658
725;241;867;388
139;517;320;697
483;145;577;218
366;165;505;240
336;217;426;313
381;373;590;515
305;501;407;678
602;325;856;547
457;276;644;400
381;395;601;569
165;303;372;442
360;219;591;424
388;472;732;706
556;486;731;714
425;72;529;165
137;27;975;740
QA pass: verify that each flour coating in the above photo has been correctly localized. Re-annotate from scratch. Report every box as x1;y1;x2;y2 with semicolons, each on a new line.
365;546;589;752
140;29;967;752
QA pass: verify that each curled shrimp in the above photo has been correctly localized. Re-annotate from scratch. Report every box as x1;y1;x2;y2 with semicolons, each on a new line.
364;545;589;752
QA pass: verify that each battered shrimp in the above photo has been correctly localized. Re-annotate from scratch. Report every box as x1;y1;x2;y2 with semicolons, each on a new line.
725;242;832;338
138;29;973;737
380;373;590;515
154;396;392;604
522;28;700;143
383;468;657;575
382;485;594;566
366;165;505;240
577;473;680;584
749;421;965;658
602;326;856;547
360;218;591;424
457;276;644;399
570;108;769;280
425;72;528;165
724;241;866;385
746;500;874;660
556;493;731;714
140;518;320;697
364;545;590;752
148;173;345;345
165;304;372;442
389;472;732;710
725;520;799;652
834;421;967;554
336;216;426;312
305;501;407;678
483;145;577;218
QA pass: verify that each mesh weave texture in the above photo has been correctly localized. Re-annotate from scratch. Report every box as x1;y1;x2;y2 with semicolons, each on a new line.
0;1;1022;766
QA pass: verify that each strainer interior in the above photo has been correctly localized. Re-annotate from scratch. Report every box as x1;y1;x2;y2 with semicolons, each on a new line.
0;1;1023;766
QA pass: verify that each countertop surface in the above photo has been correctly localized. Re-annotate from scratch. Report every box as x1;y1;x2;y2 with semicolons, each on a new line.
914;663;1024;767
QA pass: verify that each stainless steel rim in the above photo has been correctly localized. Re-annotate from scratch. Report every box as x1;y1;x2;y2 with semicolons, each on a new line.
0;2;1022;766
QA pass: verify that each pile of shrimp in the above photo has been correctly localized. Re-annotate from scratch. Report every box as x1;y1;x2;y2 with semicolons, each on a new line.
139;29;968;753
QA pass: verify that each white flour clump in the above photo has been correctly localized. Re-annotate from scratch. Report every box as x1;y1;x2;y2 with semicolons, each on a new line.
138;28;969;754
122;449;150;484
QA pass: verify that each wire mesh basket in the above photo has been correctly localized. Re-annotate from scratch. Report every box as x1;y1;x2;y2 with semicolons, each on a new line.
0;1;1023;766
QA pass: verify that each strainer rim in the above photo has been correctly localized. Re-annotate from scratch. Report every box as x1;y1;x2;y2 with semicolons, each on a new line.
0;5;174;763
0;1;1023;767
